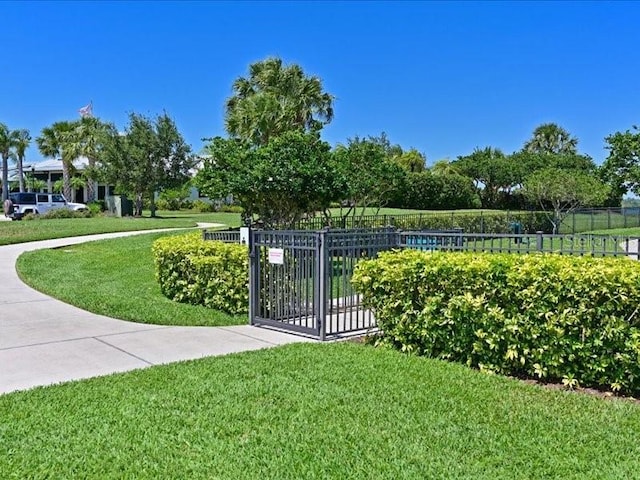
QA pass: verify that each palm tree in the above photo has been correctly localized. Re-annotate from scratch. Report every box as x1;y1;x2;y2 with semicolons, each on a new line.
12;129;31;193
225;57;334;146
0;123;18;201
37;121;74;202
68;117;105;203
524;123;578;155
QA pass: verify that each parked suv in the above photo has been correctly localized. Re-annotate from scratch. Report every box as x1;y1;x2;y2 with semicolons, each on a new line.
3;193;88;220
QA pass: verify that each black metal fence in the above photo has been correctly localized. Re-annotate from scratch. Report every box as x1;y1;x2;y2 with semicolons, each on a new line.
399;231;639;259
279;208;640;235
206;227;640;340
203;230;242;243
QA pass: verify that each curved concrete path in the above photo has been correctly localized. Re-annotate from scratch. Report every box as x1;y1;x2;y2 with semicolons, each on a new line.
0;229;311;395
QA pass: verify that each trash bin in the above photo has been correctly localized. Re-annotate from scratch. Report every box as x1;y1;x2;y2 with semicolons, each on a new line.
509;221;523;244
105;195;133;217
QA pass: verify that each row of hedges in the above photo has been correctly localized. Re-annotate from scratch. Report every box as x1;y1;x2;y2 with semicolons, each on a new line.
152;232;248;314
351;249;640;395
294;211;552;233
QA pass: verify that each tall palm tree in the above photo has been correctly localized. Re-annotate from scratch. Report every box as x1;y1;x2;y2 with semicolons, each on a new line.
225;57;334;146
524;123;578;155
65;117;105;203
36;121;74;202
12;129;31;193
0;123;19;202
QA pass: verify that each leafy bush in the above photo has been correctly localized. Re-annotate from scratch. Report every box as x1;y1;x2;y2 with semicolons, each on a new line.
192;200;216;213
23;209;92;220
152;232;248;314
219;204;243;213
87;201;105;215
352;249;640;395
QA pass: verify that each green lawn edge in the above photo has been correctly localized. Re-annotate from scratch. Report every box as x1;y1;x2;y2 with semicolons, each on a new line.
1;342;639;479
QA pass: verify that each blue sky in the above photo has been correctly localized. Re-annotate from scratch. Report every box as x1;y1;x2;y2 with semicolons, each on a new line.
2;1;640;166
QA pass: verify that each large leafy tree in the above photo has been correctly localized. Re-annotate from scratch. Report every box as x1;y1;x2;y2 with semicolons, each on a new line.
0;123;19;201
453;147;521;208
36;121;75;202
225;57;334;146
523;123;578;155
99;112;195;217
523;168;609;234
196;131;338;228
600;126;640;198
331;135;406;219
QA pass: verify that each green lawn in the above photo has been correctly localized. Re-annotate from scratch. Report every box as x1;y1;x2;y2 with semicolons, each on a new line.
0;211;241;245
16;231;245;327
1;342;639;479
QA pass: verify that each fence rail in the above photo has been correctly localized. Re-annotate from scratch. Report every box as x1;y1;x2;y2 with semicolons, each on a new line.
202;230;242;243
278;208;640;235
399;232;640;259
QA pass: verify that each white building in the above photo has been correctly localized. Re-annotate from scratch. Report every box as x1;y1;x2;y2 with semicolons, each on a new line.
28;157;114;203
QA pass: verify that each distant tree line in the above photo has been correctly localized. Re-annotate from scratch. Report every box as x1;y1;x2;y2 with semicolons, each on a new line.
4;56;640;227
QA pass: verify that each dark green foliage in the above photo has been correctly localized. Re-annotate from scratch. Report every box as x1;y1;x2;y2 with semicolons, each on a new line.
332;135;407;215
390;170;480;210
601;126;640;198
196;131;337;227
152;232;248;314
352;250;640;395
99;112;195;217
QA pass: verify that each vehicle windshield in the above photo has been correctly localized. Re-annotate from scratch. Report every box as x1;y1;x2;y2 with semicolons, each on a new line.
51;194;66;203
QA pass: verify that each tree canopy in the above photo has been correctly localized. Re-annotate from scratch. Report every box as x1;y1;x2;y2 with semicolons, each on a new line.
523;123;578;155
601;126;640;198
523;168;609;233
196;131;337;227
225;57;334;146
99;113;195;216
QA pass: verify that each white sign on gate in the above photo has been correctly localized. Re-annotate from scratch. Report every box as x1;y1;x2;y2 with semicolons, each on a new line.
268;248;284;265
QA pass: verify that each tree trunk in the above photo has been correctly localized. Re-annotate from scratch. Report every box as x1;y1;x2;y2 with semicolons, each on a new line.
1;154;8;202
62;161;72;203
135;193;143;217
149;192;156;218
86;157;96;203
17;156;24;193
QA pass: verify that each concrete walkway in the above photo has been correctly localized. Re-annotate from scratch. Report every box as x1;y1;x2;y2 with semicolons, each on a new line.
0;229;310;395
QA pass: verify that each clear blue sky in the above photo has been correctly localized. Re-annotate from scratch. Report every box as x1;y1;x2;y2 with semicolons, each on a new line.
2;1;639;166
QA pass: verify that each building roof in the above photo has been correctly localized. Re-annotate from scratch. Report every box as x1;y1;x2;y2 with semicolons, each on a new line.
28;157;89;173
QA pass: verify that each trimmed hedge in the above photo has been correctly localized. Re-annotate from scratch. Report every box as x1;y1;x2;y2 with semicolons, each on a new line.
351;249;640;395
152;232;248;314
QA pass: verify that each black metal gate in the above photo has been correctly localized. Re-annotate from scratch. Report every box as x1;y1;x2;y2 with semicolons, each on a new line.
249;229;397;339
249;230;322;337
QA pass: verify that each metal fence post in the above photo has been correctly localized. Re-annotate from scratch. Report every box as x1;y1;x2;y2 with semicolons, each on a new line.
536;231;544;252
607;208;611;230
317;230;328;341
248;227;256;326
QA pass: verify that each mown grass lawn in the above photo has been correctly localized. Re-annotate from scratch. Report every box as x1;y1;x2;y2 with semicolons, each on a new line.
16;231;245;327
0;211;241;246
1;342;639;479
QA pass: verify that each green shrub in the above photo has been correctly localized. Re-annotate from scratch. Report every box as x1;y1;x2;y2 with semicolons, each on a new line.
219;204;243;213
152;232;248;314
23;209;92;220
352;250;640;395
192;200;216;213
87;201;104;215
